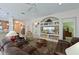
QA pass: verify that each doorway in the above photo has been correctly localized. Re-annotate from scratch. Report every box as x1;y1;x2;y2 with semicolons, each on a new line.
13;20;24;33
62;17;76;42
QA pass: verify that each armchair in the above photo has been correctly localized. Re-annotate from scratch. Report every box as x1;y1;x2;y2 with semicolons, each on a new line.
54;40;71;55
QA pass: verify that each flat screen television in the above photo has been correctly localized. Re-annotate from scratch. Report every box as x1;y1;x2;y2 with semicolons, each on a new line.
42;26;55;34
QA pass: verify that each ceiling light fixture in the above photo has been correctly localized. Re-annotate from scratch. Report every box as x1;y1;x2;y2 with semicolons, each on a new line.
58;3;62;5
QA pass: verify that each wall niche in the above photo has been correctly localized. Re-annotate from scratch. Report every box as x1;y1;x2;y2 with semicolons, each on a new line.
0;20;9;32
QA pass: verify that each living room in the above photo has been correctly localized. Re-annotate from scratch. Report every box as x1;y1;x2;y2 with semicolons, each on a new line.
0;3;79;55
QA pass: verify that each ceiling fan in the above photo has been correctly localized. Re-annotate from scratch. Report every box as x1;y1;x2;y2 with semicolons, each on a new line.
21;3;37;15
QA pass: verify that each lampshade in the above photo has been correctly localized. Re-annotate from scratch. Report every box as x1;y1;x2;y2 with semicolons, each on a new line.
6;31;17;37
65;42;79;55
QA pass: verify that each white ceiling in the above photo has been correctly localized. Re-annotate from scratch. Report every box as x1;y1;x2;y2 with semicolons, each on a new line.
0;3;79;20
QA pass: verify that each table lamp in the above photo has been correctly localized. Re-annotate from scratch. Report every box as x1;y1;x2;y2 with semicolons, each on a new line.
6;31;18;42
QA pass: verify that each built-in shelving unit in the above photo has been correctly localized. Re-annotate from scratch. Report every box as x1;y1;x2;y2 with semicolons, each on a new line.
40;17;59;41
